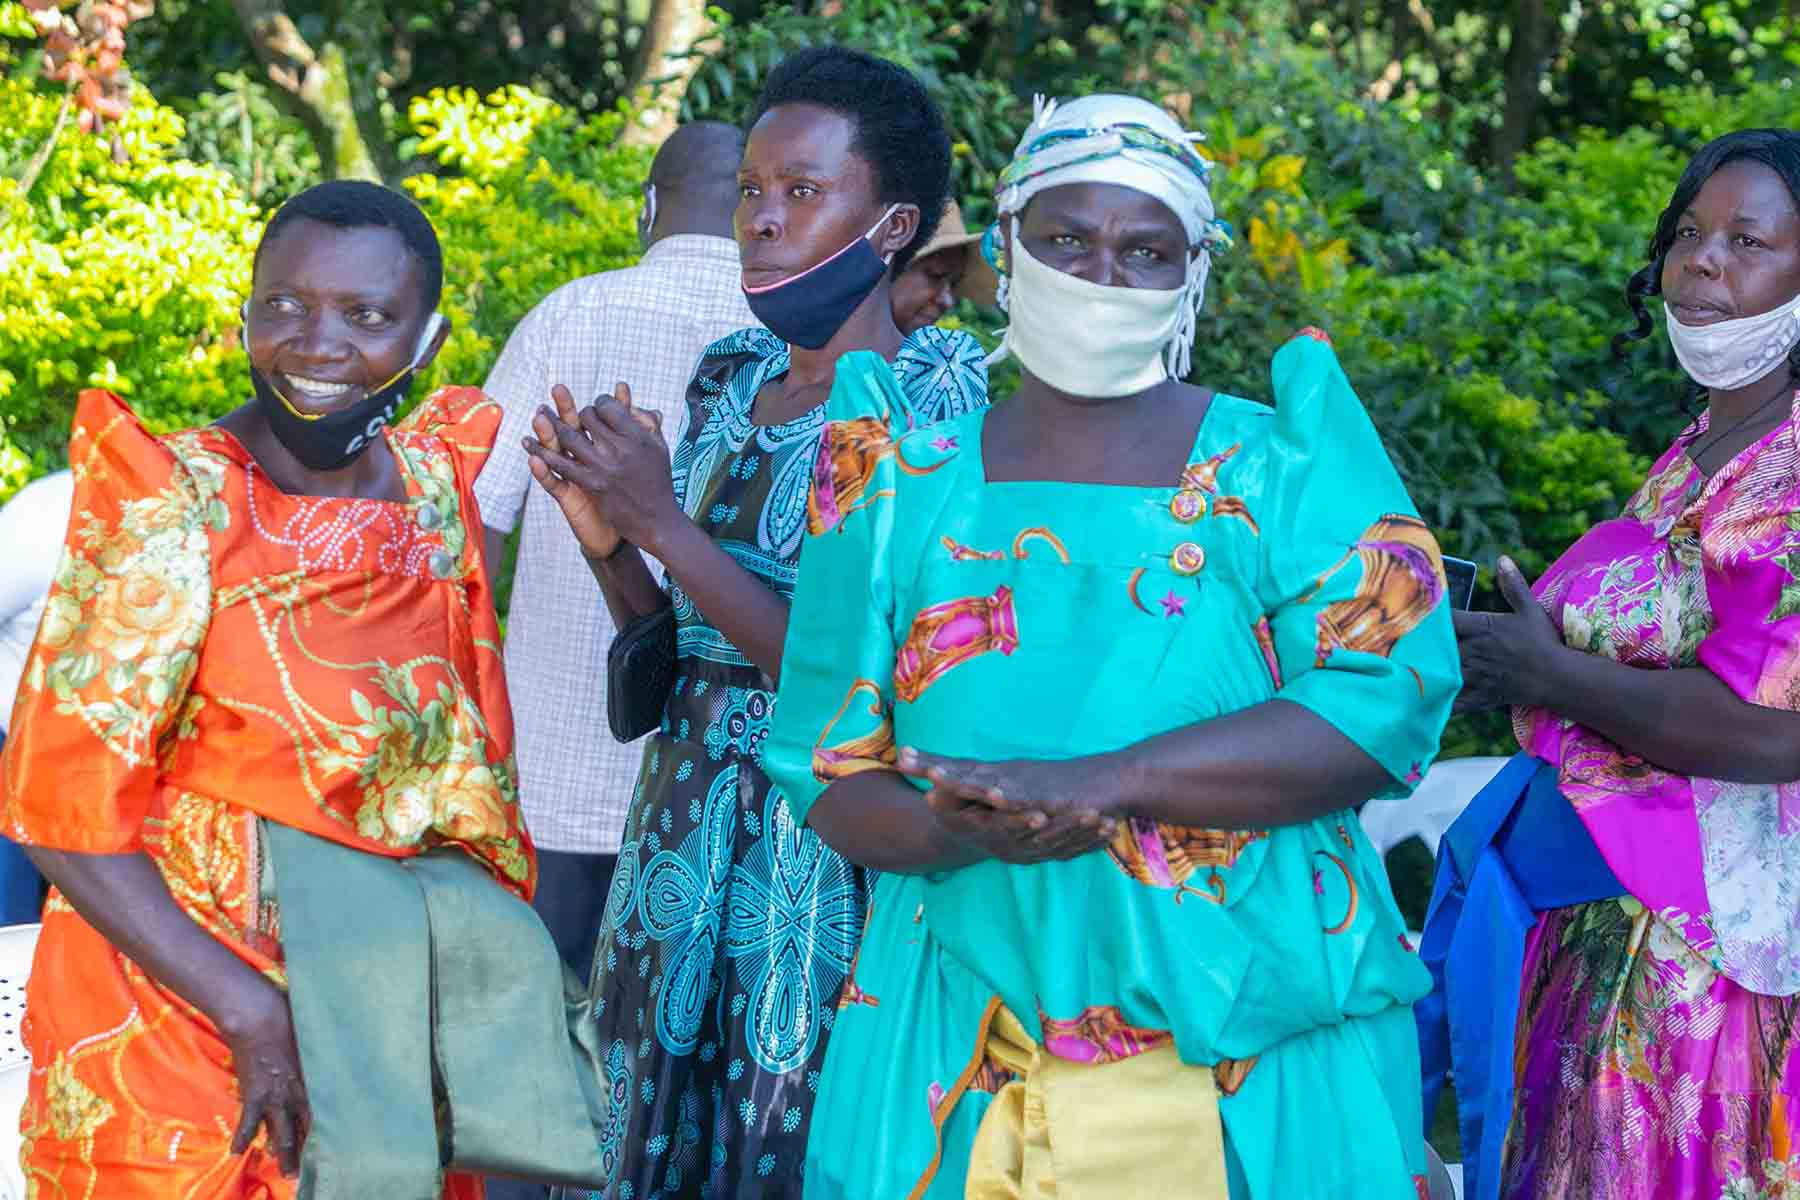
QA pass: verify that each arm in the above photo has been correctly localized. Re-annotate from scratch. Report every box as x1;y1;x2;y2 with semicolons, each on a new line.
24;848;308;1171
1458;556;1800;783
1;398;308;1172
526;384;792;678
892;701;1387;847
808;755;1114;874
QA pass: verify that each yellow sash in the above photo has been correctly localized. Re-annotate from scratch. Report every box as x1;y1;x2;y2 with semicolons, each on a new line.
957;1004;1230;1199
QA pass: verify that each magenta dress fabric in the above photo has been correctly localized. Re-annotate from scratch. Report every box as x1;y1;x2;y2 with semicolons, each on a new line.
1503;391;1800;1198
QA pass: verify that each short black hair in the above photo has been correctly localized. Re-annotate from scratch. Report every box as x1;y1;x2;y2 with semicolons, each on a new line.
751;45;952;274
255;180;444;310
1616;128;1800;403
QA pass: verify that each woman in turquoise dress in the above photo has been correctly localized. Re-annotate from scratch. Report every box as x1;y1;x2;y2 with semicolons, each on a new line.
762;94;1460;1197
521;47;987;1198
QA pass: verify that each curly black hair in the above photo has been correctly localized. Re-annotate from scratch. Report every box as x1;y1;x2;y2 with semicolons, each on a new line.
256;180;444;310
1615;128;1800;407
750;45;952;275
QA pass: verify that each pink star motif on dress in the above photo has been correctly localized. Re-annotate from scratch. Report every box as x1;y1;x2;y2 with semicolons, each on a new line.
1313;869;1325;895
1405;762;1423;785
931;434;959;452
1158;590;1186;618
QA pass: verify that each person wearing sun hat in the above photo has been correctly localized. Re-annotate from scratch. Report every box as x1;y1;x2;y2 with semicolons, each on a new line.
764;91;1458;1198
889;198;1002;333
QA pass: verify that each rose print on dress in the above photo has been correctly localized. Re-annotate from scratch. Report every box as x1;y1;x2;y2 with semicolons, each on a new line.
893;586;1020;703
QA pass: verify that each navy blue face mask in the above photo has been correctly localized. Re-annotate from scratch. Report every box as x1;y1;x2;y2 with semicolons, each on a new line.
743;206;897;349
243;309;444;472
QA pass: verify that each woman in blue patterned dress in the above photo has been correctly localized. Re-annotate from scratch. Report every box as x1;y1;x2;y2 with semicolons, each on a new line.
520;46;988;1199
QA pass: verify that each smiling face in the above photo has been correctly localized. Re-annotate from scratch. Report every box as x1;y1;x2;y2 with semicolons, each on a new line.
1661;159;1800;327
1010;182;1190;291
890;245;966;333
736;102;911;288
246;218;435;413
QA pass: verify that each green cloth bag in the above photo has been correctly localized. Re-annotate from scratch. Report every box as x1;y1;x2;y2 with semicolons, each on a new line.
263;820;611;1198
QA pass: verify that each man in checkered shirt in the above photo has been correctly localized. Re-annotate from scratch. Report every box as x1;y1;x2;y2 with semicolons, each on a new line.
476;121;756;1024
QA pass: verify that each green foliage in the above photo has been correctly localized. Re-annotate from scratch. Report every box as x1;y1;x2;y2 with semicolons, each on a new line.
1323;126;1688;578
0;78;262;499
170;71;321;208
404;85;651;397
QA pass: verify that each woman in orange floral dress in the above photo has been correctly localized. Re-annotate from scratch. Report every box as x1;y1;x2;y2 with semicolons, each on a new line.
0;181;532;1198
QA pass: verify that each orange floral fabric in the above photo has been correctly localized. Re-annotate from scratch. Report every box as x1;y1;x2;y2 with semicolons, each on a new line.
0;387;535;1199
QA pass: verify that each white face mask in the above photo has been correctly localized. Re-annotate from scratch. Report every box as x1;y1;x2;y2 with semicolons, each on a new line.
1665;293;1800;391
1003;233;1190;398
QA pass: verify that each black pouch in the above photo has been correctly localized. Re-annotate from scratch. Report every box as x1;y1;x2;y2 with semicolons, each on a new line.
605;605;677;742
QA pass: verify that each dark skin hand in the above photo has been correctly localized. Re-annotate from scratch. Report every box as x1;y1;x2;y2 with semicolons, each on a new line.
524;382;777;653
1456;557;1800;783
1455;163;1800;784
807;751;1119;875
24;849;310;1173
814;703;1390;875
810;182;1394;874
523;101;922;682
25;219;450;1174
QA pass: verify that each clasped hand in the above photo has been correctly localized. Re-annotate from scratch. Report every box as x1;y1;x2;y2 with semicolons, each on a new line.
898;746;1119;864
522;382;682;559
1452;554;1564;713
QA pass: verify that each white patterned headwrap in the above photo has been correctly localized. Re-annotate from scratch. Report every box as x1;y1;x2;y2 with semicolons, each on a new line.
990;93;1229;381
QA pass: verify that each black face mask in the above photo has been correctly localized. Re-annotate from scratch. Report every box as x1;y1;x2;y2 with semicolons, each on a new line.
742;206;896;350
246;312;442;472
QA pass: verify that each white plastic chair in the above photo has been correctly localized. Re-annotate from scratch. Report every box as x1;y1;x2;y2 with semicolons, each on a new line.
0;923;40;1200
1359;756;1507;861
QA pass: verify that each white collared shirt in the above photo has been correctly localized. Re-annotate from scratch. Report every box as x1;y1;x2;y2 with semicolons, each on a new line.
475;235;758;853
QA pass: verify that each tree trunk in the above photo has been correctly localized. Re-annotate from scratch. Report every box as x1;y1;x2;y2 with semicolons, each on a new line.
1490;0;1552;175
333;0;401;181
619;0;715;149
229;0;384;181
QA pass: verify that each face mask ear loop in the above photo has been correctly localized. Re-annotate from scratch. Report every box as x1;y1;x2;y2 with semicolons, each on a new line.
1166;248;1207;383
983;214;1022;369
867;204;901;265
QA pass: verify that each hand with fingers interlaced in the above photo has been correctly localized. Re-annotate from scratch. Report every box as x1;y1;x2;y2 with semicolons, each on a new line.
522;381;673;560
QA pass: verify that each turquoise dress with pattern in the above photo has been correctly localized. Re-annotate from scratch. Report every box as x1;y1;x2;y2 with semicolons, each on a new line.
763;331;1460;1198
577;325;988;1200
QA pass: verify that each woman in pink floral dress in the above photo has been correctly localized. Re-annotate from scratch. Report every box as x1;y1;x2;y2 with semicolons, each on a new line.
1435;128;1800;1199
